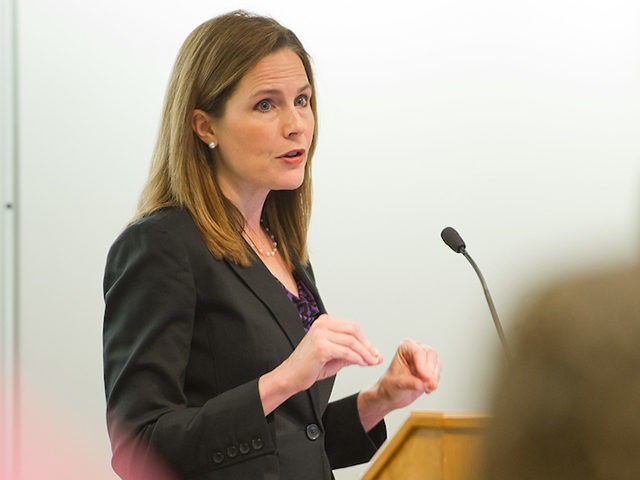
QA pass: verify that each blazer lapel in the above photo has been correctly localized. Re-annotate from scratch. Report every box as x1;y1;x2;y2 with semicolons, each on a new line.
225;256;331;423
225;256;306;349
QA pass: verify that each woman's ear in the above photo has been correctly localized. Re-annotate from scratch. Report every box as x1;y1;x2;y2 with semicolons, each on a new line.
192;109;217;146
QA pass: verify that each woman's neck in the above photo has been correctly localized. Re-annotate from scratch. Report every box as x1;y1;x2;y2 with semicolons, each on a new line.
217;178;268;229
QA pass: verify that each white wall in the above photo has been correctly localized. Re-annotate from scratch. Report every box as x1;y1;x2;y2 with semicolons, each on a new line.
8;0;640;478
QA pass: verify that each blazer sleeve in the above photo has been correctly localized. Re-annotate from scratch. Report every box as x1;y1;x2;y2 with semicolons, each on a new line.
322;394;387;469
103;217;277;479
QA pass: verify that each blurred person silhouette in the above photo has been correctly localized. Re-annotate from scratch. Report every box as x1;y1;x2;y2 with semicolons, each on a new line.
479;264;640;480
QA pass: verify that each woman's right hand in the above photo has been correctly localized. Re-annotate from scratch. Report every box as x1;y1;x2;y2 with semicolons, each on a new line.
258;314;382;415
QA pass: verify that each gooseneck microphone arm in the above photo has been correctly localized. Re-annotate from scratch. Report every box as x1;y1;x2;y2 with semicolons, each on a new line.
441;227;511;360
460;248;511;360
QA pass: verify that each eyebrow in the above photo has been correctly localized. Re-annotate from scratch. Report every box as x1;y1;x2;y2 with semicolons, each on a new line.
250;83;312;98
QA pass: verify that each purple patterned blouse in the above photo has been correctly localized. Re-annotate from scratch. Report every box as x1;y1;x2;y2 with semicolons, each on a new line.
284;278;320;332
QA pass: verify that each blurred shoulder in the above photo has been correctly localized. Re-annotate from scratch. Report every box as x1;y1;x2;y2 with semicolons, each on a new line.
540;263;640;305
514;263;640;343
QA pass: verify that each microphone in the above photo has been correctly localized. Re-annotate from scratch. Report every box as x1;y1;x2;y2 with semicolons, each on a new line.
441;227;511;360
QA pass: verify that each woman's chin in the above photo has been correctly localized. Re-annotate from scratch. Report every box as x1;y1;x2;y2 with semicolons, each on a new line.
275;173;306;191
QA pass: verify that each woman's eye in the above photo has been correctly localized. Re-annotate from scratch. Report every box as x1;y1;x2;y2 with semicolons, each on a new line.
256;100;272;112
295;95;308;107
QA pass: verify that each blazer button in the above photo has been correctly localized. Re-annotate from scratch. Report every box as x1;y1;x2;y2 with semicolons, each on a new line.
306;423;321;441
226;445;238;458
239;442;251;455
252;437;264;450
212;451;225;464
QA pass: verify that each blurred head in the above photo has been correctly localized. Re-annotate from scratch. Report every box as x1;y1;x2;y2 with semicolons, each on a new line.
480;265;640;480
137;10;317;267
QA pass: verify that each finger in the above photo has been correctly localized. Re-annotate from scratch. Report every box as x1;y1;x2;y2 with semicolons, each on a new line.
402;341;433;382
323;317;382;364
424;348;439;375
308;324;377;367
328;343;373;368
424;359;442;392
327;330;381;366
416;346;441;385
407;376;433;396
432;359;443;387
423;380;436;394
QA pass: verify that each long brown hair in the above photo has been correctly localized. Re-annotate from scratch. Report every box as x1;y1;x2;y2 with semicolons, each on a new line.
135;10;317;268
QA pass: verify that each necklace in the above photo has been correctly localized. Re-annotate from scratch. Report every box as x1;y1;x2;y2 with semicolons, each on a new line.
244;222;278;258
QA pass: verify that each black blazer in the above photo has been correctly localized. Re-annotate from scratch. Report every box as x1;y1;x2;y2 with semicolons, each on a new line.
103;207;386;480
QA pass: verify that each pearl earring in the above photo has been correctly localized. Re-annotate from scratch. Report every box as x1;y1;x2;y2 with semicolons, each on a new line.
208;141;217;150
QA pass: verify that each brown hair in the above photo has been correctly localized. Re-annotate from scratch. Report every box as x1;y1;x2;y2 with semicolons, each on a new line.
135;10;317;268
479;265;640;480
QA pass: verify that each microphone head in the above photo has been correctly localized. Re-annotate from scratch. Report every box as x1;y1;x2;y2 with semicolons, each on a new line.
441;227;466;253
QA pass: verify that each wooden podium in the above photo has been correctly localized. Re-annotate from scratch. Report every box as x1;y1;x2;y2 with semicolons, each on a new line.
362;412;487;480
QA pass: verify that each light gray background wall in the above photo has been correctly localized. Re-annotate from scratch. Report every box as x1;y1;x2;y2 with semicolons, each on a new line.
2;0;639;478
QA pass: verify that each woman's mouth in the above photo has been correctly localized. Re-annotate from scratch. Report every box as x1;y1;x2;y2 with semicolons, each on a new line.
278;149;305;164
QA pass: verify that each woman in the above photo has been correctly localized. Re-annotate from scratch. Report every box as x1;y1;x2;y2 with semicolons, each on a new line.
103;11;441;480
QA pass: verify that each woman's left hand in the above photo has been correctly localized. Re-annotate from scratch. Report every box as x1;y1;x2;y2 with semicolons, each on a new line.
357;340;442;431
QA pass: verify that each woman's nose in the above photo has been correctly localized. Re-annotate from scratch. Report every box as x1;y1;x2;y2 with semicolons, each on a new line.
282;106;308;137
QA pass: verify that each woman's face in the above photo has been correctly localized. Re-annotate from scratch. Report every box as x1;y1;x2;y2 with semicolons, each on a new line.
210;48;314;205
